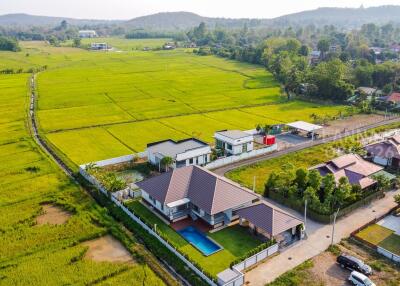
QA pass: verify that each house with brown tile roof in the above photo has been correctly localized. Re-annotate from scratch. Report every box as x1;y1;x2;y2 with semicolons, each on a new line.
310;154;383;189
237;202;303;243
365;136;400;168
136;165;259;228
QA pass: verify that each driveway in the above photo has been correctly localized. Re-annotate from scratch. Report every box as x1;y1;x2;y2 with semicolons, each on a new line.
244;189;400;286
377;215;400;235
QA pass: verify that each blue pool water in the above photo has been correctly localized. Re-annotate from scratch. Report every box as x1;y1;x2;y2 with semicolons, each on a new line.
178;226;222;256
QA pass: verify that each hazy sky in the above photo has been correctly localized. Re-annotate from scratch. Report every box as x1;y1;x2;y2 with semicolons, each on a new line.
1;0;400;20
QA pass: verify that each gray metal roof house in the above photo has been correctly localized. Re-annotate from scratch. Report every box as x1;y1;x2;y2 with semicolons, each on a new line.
146;138;211;170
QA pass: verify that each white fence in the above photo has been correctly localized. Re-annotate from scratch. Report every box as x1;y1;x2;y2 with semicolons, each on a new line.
205;144;278;170
80;152;147;169
217;243;279;286
377;246;400;263
233;243;279;271
79;166;218;286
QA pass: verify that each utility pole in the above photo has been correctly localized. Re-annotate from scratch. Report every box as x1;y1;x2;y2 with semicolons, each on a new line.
304;199;307;236
331;207;340;245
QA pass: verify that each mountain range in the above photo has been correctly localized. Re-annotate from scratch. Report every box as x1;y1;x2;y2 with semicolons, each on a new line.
1;5;400;29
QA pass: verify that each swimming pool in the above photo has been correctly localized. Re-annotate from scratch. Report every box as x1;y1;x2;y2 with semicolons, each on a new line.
178;226;222;256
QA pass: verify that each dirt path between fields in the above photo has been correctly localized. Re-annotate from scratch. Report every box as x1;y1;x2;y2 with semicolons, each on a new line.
36;204;72;225
82;235;134;264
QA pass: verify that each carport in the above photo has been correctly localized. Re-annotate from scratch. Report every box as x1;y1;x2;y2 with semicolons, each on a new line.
286;121;323;140
237;202;304;247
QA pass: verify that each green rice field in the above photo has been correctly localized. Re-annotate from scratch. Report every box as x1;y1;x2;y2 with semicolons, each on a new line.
1;40;344;166
0;74;165;285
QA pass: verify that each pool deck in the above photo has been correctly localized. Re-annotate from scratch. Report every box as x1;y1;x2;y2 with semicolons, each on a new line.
171;218;212;233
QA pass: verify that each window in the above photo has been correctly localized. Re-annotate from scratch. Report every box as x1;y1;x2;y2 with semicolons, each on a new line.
216;139;224;149
148;195;156;205
177;204;187;211
189;158;193;164
243;143;248;152
226;144;232;150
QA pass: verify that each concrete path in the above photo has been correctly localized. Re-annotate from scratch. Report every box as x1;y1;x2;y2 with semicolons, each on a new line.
377;214;400;235
245;189;400;286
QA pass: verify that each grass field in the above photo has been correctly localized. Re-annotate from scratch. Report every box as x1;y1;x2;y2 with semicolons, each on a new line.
227;143;338;193
0;40;345;167
0;74;165;285
0;40;342;166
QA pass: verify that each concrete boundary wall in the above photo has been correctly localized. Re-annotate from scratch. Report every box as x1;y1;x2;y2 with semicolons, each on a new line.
205;144;278;170
218;243;279;286
377;246;400;263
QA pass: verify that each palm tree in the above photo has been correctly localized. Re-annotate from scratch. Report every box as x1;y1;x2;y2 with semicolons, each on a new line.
161;156;174;172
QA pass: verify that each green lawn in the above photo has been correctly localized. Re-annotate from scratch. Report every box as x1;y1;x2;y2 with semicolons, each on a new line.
380;233;400;255
125;200;263;276
356;224;400;255
356;224;395;246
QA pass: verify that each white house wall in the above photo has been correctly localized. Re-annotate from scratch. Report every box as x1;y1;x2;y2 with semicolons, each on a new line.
176;146;211;162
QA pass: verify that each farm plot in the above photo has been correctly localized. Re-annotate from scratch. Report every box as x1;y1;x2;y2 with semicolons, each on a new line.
0;74;165;286
25;41;344;166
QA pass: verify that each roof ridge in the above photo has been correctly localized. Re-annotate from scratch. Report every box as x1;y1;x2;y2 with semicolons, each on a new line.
210;176;219;214
186;166;195;196
165;170;174;202
196;166;257;195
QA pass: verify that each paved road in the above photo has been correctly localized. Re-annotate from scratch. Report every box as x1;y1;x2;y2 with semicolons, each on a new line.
213;116;400;175
246;189;400;286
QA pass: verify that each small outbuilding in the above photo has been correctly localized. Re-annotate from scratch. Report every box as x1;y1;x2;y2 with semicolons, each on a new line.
79;30;97;38
237;202;303;245
286;121;323;140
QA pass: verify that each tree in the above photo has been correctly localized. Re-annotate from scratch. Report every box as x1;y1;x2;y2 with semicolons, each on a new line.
321;173;335;203
304;186;320;208
333;177;352;208
0;36;20;52
265;171;280;196
73;38;81;47
317;39;330;58
308;169;322;190
160;156;174;172
294;168;309;192
394;194;400;205
373;174;391;192
299;45;309;56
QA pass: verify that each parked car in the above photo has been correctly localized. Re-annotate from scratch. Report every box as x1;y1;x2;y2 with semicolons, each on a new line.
348;271;375;286
337;254;372;275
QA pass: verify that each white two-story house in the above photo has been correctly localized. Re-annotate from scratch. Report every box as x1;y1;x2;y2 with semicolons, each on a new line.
214;130;254;156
